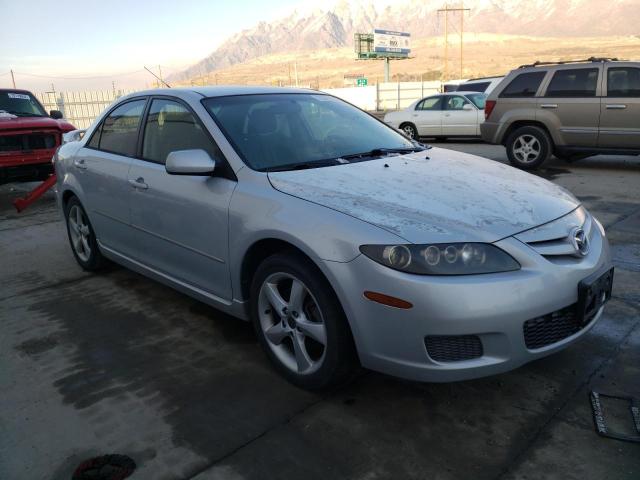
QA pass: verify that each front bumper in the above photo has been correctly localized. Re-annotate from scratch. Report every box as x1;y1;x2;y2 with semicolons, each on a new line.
322;226;612;383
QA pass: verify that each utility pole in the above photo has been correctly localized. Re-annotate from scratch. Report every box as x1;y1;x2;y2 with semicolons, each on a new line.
294;61;299;87
437;3;470;82
158;65;164;88
10;69;16;88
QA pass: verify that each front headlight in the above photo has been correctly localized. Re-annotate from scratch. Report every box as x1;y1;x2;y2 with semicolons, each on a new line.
359;243;520;275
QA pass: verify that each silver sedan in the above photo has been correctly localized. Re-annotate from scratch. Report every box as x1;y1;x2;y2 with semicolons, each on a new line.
55;87;613;389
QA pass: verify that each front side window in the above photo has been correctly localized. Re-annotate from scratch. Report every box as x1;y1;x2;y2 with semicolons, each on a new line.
142;99;221;164
203;94;415;171
545;68;599;97
0;91;47;117
500;72;546;98
416;97;442;111
444;96;470;110
96;100;146;156
607;67;640;97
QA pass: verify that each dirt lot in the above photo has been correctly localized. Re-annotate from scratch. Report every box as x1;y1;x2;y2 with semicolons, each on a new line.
1;145;639;480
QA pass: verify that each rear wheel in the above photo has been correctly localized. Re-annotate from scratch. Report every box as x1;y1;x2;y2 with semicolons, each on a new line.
506;126;552;170
400;123;418;140
64;197;105;271
250;252;357;390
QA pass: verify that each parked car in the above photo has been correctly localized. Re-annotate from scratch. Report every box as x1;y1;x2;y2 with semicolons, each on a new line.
455;76;504;94
56;87;613;389
482;58;640;169
383;92;487;140
0;89;75;184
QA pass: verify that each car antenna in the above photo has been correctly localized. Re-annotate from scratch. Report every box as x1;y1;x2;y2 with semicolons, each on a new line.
144;66;171;88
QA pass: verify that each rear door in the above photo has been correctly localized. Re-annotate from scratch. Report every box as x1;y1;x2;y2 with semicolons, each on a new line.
127;96;236;300
598;65;640;148
442;95;478;136
538;66;602;147
412;96;443;137
78;98;147;256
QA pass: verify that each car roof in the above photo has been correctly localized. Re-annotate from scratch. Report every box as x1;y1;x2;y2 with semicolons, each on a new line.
451;91;487;95
121;85;320;99
0;88;37;94
461;77;503;82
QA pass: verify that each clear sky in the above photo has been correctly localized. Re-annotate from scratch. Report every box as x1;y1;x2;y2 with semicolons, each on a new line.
0;0;300;91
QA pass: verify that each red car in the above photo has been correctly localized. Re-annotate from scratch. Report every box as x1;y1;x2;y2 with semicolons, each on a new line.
0;89;76;184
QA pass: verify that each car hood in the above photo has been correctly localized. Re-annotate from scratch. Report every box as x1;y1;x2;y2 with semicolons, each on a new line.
268;148;580;244
0;116;75;132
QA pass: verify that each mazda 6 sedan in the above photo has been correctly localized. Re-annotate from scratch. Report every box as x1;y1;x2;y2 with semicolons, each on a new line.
55;87;613;389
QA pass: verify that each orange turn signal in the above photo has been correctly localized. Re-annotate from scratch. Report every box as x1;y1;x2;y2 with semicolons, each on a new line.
363;291;413;309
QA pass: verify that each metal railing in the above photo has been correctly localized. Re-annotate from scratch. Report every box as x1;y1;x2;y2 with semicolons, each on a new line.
36;89;136;129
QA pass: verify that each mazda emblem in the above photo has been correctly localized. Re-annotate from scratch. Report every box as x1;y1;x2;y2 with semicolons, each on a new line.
570;227;590;256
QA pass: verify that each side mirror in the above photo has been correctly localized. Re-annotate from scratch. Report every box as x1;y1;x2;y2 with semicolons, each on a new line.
50;110;63;119
165;149;216;176
462;104;474;111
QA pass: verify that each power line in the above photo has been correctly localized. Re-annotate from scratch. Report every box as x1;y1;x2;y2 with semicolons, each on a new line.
11;70;145;80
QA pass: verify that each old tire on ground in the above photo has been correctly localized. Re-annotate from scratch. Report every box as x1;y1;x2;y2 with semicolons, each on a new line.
506;125;552;170
64;196;105;271
250;252;358;390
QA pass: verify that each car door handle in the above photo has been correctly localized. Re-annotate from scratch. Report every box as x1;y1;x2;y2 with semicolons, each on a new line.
605;104;627;109
412;114;418;117
73;158;87;170
540;104;558;109
129;177;148;190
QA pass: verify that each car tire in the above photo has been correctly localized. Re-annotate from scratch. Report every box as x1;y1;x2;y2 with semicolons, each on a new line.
250;251;358;390
64;196;105;271
506;126;552;170
400;123;418;140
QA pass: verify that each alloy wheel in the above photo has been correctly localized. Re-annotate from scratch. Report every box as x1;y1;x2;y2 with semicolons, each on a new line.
512;134;541;163
402;125;416;139
68;205;92;262
258;272;327;375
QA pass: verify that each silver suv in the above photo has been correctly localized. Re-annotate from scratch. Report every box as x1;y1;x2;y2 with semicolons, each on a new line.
481;58;640;169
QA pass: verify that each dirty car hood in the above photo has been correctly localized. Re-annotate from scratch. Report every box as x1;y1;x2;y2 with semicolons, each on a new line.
268;148;580;244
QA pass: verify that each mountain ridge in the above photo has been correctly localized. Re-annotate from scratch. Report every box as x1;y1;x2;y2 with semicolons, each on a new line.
170;0;640;81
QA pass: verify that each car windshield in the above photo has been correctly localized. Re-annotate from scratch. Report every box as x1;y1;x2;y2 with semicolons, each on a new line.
0;91;47;117
202;93;417;171
465;93;487;109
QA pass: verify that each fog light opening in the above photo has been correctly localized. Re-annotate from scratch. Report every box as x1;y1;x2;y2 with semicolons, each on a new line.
363;291;413;309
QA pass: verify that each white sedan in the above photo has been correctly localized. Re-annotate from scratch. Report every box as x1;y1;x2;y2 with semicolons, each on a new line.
383;92;487;140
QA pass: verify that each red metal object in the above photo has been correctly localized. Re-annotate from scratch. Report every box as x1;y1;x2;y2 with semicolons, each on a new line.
12;174;57;212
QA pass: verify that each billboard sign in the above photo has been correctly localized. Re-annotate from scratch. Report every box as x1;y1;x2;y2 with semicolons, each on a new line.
373;29;411;55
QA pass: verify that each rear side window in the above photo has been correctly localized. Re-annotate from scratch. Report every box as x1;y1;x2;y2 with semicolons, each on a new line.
97;100;146;156
607;67;640;97
142;98;221;164
458;82;489;92
545;68;599;97
499;72;546;98
416;97;442;111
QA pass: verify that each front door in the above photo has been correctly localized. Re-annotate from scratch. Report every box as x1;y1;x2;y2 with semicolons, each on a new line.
441;95;478;136
128;97;236;300
78;98;147;256
538;66;602;147
598;66;640;149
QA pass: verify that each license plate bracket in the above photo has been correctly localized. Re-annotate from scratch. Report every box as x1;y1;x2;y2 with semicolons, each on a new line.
576;267;614;326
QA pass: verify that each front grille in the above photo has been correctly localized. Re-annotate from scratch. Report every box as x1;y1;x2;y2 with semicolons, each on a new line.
0;133;57;152
425;335;483;362
523;304;582;349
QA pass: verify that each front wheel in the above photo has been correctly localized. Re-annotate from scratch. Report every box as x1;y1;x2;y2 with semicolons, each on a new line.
506;126;552;170
250;252;357;390
64;197;105;271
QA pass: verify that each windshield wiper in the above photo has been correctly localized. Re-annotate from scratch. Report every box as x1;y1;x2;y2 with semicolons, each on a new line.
266;159;344;172
340;146;426;161
7;111;45;117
